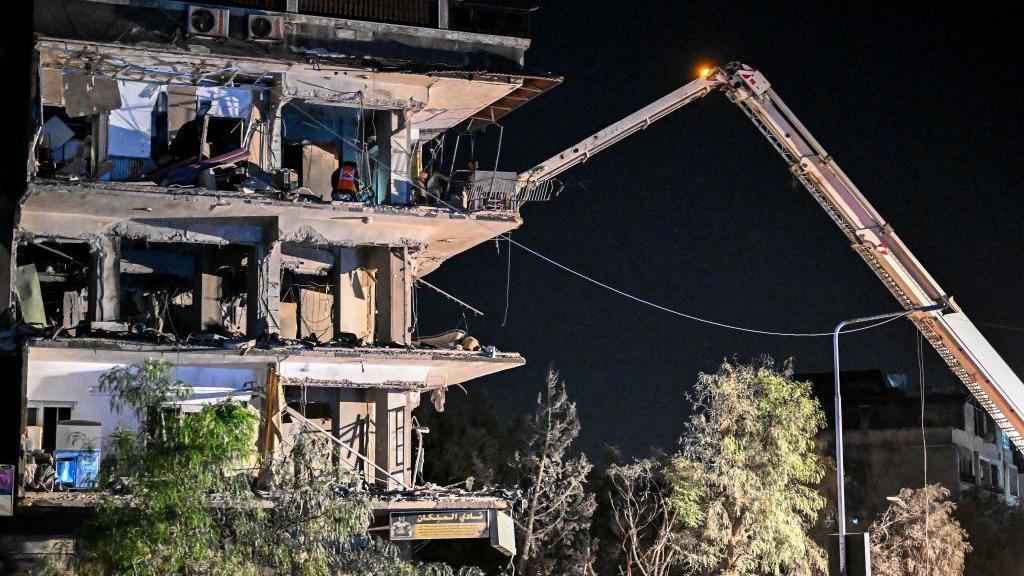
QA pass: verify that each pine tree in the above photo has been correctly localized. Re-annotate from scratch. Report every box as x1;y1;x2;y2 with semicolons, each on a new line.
513;369;596;575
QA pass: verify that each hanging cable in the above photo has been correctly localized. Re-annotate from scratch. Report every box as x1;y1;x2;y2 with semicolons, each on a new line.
490;123;505;198
918;330;930;573
415;277;485;317
501;234;512;328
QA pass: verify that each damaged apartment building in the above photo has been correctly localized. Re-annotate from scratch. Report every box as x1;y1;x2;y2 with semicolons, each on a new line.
1;0;560;559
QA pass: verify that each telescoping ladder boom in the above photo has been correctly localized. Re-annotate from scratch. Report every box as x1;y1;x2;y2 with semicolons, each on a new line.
519;62;1024;450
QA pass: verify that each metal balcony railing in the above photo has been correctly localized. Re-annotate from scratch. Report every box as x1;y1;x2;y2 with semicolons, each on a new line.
301;0;438;27
462;171;557;212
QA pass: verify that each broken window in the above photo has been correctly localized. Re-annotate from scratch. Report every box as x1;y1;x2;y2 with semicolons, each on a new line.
118;242;251;339
15;241;91;332
13;239;254;340
279;244;377;346
957;447;974;483
36;107;98;179
36;68;278;191
281;275;334;343
26;404;73;454
281;101;394;203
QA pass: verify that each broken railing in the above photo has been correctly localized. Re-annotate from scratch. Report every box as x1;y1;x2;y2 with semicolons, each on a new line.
462;171;559;212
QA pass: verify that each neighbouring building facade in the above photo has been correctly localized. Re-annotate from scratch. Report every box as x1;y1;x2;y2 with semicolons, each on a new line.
1;0;560;565
804;370;1021;529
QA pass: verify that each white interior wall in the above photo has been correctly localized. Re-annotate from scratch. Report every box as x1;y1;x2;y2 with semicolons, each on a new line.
26;358;263;450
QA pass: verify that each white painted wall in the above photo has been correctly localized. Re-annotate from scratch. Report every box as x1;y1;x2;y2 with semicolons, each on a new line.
26;359;262;451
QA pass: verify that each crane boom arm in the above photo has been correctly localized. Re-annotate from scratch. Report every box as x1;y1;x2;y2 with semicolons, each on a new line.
517;75;720;185
722;63;1024;449
520;62;1024;449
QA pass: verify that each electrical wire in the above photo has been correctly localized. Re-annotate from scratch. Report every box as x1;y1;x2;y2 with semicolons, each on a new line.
917;330;930;572
501;234;512;328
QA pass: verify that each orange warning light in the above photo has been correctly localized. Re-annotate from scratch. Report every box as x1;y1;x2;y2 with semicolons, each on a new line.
698;66;713;78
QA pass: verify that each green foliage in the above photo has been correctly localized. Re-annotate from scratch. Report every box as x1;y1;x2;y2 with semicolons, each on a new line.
81;361;259;574
869;484;971;576
227;431;374;574
76;360;471;576
98;360;193;425
669;359;828;576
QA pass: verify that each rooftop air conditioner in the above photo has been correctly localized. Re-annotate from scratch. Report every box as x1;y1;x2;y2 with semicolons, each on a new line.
248;14;285;42
188;5;230;39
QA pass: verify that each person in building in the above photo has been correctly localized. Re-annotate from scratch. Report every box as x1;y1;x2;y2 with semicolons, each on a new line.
464;158;484;211
331;160;359;202
417;168;450;206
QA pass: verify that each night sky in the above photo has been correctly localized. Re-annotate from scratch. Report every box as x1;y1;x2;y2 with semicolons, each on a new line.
416;1;1024;459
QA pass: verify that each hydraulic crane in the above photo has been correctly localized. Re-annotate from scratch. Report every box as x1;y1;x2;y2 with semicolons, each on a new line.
517;62;1024;451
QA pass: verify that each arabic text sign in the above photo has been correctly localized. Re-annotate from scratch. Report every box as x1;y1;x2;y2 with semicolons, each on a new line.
390;510;490;541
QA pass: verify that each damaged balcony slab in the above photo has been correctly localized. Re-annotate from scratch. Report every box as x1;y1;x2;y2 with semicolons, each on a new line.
25;338;525;392
37;37;558;136
20;180;522;275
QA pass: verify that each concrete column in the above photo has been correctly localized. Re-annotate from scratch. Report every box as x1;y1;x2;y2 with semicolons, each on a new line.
373;246;410;346
193;250;222;332
247;241;281;337
266;91;285;172
332;246;347;341
374;111;392;205
88;236;120;322
390;111;414;205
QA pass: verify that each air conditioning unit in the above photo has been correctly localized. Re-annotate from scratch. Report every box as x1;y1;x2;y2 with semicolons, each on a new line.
248;14;285;42
187;5;230;39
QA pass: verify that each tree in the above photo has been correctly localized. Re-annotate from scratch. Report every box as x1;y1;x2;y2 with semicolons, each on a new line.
81;360;261;574
606;458;688;576
869;484;971;576
66;360;475;576
513;369;596;575
669;359;828;576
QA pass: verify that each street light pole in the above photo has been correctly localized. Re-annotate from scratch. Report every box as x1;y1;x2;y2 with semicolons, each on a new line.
832;304;944;575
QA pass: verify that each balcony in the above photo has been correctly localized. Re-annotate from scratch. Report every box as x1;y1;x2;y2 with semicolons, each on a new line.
461;171;559;212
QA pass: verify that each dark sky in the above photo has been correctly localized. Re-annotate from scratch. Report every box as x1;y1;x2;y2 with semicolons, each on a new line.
417;1;1024;458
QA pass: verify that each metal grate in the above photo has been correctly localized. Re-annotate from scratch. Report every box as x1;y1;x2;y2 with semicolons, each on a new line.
203;0;289;10
463;171;557;212
300;0;438;27
184;0;531;37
